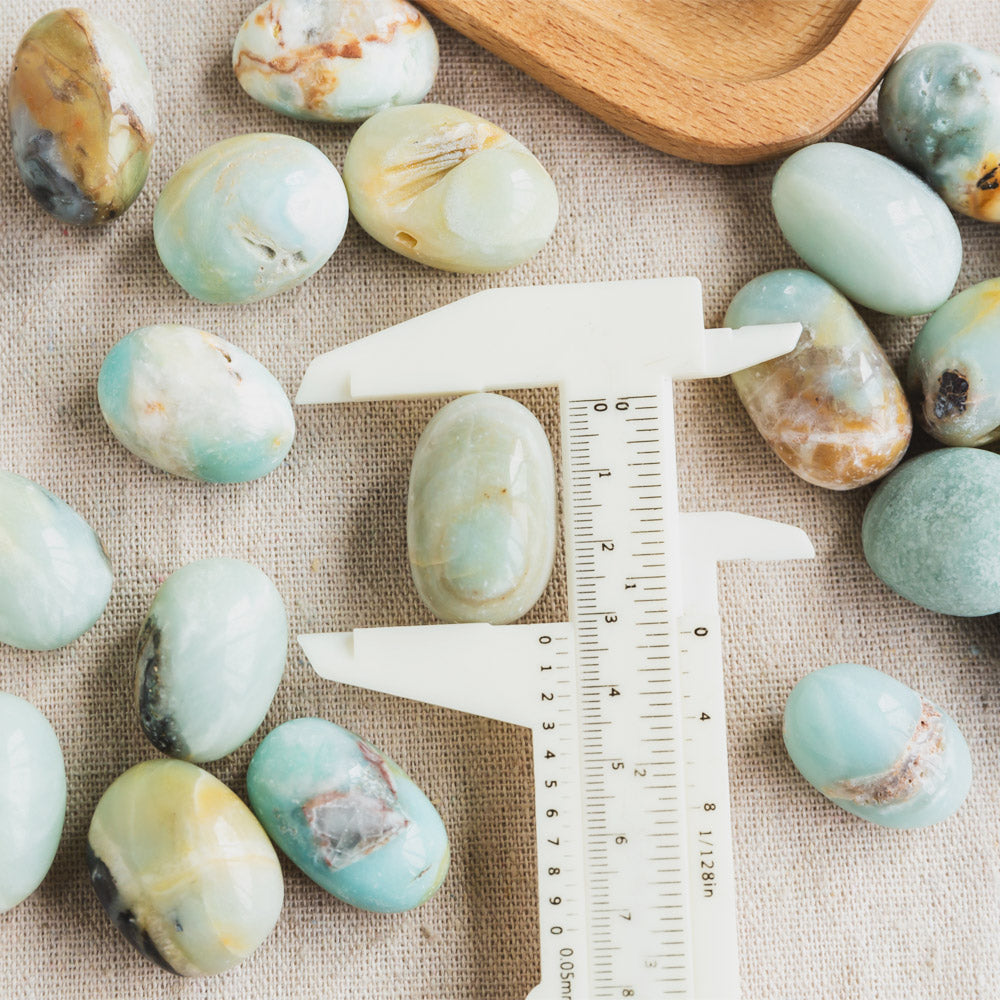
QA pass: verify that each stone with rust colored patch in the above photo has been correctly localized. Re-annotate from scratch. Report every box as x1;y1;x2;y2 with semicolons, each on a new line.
8;8;156;225
784;663;971;829
726;270;911;490
233;0;438;122
247;717;450;913
343;103;559;271
908;278;1000;446
880;41;1000;222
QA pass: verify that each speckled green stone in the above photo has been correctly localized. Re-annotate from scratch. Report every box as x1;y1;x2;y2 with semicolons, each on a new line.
862;447;1000;615
784;663;971;829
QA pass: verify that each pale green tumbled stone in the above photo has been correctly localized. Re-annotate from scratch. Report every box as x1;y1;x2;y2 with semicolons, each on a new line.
908;278;1000;446
98;324;295;483
784;663;971;828
135;559;288;762
88;759;284;976
0;471;112;650
153;133;348;304
862;447;1000;615
771;142;962;316
233;0;438;123
0;694;66;911
343;103;559;272
408;393;556;624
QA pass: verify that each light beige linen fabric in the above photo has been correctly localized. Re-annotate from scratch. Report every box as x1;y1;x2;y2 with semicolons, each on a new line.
1;1;998;998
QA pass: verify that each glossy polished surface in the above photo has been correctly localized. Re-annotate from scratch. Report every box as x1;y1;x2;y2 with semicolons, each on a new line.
0;471;112;650
727;269;911;489
135;559;288;762
233;0;438;122
771;142;962;316
88;759;284;976
98;324;295;482
9;8;156;224
784;663;971;828
862;447;1000;615
247;717;450;913
0;694;65;912
908;277;1000;446
153;133;348;303
343;103;558;271
408;393;556;624
880;42;1000;222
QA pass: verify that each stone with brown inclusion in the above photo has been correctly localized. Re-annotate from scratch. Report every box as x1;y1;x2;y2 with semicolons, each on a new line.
9;8;157;225
725;269;911;490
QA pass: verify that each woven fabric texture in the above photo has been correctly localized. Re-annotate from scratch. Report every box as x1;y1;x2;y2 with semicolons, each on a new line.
0;1;998;998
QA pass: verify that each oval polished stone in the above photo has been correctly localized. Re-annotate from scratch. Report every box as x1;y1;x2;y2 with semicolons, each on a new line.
862;447;1000;615
135;559;288;763
408;393;556;624
343;103;559;272
784;663;971;828
771;142;962;316
233;0;438;122
153;133;348;304
0;471;112;650
0;694;65;912
247;717;450;913
98;324;295;482
880;42;1000;222
726;270;911;490
908;278;1000;446
88;759;284;976
9;8;157;225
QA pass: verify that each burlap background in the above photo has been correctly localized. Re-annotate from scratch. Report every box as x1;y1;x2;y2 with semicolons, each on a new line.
1;1;998;997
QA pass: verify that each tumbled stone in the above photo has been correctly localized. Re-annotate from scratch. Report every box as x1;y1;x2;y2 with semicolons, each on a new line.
88;759;284;976
9;8;156;224
784;663;971;828
233;0;438;122
771;142;962;316
135;559;288;763
726;269;911;490
343;103;559;271
0;694;65;912
247;717;450;912
408;393;556;624
98;324;295;482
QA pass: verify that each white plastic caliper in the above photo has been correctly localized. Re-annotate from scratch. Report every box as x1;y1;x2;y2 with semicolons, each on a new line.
296;278;814;1000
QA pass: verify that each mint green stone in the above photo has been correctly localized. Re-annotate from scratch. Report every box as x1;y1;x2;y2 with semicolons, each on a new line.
247;717;450;913
0;694;65;911
862;448;1000;615
771;142;962;316
908;278;1000;446
784;663;971;828
407;392;556;624
0;471;112;650
136;559;288;762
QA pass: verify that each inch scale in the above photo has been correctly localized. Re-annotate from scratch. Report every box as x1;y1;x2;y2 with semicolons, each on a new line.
296;278;814;1000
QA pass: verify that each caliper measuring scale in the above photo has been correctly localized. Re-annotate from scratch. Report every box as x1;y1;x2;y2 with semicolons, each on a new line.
296;278;814;1000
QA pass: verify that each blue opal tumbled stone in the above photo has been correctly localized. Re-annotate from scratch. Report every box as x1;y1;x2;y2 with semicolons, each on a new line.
862;447;1000;615
407;392;557;624
0;471;112;650
0;693;65;912
247;717;450;913
879;42;1000;222
771;142;962;316
153;133;348;304
135;559;288;762
88;759;284;976
784;663;971;828
908;277;1000;446
98;324;295;482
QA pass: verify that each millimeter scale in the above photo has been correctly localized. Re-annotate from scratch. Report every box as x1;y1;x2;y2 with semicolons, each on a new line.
296;278;815;1000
